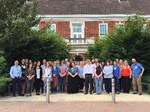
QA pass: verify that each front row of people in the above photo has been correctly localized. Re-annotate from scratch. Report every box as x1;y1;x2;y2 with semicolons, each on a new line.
10;58;144;97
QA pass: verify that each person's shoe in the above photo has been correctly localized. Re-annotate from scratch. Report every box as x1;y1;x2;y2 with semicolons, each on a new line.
84;92;88;95
90;92;93;94
133;92;137;94
26;94;29;97
139;92;142;95
13;95;16;97
117;91;120;94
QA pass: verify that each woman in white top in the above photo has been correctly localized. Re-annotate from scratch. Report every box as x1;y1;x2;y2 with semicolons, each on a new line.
43;61;52;95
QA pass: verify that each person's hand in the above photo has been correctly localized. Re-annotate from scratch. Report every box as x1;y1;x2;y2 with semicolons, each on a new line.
129;75;132;79
53;74;56;77
139;73;143;78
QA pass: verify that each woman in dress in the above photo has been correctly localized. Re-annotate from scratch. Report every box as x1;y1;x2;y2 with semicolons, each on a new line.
67;62;79;94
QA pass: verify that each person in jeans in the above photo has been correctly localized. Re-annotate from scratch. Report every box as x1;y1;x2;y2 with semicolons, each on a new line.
34;61;42;95
25;62;35;96
51;61;59;93
78;61;85;92
113;60;121;94
43;61;52;95
131;58;144;95
59;62;68;92
83;59;95;94
103;61;113;94
94;61;103;95
121;60;131;93
10;60;22;97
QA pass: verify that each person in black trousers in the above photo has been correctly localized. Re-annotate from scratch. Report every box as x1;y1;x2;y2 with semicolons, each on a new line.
83;59;95;94
10;60;22;96
34;61;43;95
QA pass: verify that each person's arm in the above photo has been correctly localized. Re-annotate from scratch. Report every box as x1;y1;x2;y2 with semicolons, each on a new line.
19;66;22;78
10;67;14;79
129;66;132;78
139;64;145;77
83;66;86;78
107;66;113;75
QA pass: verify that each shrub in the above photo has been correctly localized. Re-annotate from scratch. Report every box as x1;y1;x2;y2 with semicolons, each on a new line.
0;77;11;96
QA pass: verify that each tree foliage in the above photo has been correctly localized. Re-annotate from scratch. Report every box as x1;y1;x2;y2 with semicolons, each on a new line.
87;14;150;74
0;0;39;63
0;0;70;65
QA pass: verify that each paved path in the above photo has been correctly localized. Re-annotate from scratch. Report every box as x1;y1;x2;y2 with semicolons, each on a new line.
0;102;150;112
0;93;150;112
1;93;150;102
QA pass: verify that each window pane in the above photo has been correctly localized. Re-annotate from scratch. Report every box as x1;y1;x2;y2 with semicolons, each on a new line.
49;24;56;32
100;24;107;36
73;24;82;33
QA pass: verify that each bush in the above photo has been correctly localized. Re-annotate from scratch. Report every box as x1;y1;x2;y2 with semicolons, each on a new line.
0;50;7;77
0;77;11;96
142;75;150;83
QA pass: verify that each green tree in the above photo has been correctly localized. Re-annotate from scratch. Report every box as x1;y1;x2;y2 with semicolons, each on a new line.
0;0;39;64
9;28;71;61
87;14;150;74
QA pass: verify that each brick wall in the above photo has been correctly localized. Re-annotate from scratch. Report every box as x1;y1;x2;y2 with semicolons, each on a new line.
39;20;126;38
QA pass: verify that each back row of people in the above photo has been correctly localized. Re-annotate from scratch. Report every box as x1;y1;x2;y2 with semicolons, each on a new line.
10;58;144;97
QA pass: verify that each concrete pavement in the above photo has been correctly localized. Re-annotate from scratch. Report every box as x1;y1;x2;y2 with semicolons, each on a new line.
0;92;150;102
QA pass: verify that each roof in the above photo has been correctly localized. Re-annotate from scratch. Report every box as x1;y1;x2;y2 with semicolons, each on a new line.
38;0;150;15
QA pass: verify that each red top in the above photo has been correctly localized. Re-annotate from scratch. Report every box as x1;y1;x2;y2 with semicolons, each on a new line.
121;66;131;77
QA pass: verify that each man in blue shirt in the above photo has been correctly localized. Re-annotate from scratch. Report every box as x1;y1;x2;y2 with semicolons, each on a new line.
10;60;22;96
131;58;144;95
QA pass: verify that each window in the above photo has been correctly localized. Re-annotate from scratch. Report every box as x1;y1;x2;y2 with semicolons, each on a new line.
72;23;84;43
99;23;108;37
49;24;56;32
116;23;124;29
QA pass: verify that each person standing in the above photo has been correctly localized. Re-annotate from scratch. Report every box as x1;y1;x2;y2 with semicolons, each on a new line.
94;61;103;95
20;59;27;96
10;60;22;97
43;62;52;95
83;59;95;94
59;62;68;92
78;61;85;92
51;61;59;93
113;60;121;94
121;60;131;93
41;59;46;93
103;61;113;94
25;63;35;96
67;62;79;93
34;61;42;95
131;58;144;95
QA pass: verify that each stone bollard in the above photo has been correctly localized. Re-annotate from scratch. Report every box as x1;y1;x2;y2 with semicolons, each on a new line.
46;78;50;103
112;78;115;103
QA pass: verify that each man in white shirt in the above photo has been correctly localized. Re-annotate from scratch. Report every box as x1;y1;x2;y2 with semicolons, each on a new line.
83;59;95;94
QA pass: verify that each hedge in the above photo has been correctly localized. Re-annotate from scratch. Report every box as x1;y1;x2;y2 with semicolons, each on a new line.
0;77;11;96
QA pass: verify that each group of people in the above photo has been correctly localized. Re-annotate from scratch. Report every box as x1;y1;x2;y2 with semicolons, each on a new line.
9;58;144;97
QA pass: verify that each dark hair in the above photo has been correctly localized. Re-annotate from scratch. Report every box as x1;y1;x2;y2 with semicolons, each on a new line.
69;62;74;68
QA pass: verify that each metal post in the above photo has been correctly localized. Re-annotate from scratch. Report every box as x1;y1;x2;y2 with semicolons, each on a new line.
112;78;115;103
46;78;50;103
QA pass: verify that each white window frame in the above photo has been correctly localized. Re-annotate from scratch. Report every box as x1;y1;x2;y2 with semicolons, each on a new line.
99;23;108;38
49;23;56;32
70;22;85;43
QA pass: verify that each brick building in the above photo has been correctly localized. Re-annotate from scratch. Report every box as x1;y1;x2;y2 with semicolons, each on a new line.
37;0;150;60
